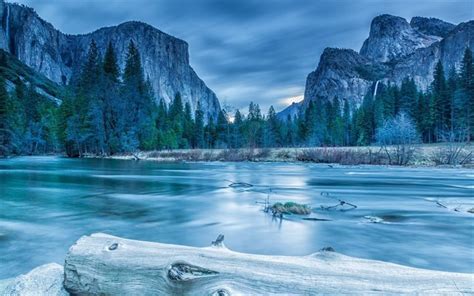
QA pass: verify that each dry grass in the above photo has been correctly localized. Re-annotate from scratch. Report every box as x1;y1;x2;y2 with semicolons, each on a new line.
102;144;473;167
295;148;388;165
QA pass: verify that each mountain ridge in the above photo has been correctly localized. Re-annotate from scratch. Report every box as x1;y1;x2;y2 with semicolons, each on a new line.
279;14;473;119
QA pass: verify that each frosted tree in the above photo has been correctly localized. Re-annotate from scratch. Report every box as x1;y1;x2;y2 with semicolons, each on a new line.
376;112;420;165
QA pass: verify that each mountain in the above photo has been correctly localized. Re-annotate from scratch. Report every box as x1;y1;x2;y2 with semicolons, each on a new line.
360;15;441;63
302;48;380;108
410;17;456;38
279;14;473;118
0;1;220;118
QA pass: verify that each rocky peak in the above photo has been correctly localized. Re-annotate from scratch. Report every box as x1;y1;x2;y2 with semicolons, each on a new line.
410;17;455;38
360;14;440;62
303;48;374;106
276;101;301;120
317;48;370;74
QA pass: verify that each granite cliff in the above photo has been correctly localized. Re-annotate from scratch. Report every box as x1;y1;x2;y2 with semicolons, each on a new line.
280;14;473;118
0;1;220;118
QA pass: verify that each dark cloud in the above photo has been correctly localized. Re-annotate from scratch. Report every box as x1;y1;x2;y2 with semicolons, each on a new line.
18;0;474;112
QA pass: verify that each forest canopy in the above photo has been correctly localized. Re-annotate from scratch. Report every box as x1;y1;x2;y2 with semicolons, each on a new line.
0;42;473;157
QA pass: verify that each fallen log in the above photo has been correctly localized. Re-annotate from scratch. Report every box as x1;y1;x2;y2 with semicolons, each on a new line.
63;233;473;295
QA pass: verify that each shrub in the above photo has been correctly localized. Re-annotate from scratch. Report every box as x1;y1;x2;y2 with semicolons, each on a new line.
430;129;472;165
376;113;420;165
255;148;271;159
296;148;387;165
275;149;292;159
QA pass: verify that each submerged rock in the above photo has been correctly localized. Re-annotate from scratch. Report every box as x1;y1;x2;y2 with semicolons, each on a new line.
271;202;312;215
363;215;385;224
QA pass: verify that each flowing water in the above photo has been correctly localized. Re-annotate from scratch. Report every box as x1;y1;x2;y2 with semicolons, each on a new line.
0;156;473;278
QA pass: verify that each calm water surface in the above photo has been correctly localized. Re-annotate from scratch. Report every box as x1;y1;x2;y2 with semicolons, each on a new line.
0;156;473;278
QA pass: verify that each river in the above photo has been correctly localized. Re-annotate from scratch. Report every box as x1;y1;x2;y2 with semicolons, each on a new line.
0;156;472;278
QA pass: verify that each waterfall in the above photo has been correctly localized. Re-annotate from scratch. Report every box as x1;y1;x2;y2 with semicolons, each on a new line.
373;80;380;100
5;4;10;47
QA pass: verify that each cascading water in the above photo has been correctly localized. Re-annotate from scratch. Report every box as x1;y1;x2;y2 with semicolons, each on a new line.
5;4;10;48
373;80;380;100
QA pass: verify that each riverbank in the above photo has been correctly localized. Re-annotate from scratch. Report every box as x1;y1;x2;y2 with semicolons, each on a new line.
85;144;473;167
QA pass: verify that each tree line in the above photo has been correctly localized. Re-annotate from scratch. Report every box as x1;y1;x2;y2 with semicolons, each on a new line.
0;42;472;157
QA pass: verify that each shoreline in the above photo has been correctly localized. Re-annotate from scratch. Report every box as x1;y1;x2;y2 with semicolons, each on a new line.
83;145;473;168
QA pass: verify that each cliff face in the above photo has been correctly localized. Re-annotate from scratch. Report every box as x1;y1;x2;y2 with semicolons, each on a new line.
0;1;220;118
279;14;472;117
360;15;441;63
410;17;456;38
391;20;474;91
303;48;378;108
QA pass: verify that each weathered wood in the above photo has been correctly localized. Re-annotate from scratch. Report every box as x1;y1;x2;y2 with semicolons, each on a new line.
64;233;474;295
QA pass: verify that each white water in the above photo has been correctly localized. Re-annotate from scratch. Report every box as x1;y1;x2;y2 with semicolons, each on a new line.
373;80;380;99
5;4;9;46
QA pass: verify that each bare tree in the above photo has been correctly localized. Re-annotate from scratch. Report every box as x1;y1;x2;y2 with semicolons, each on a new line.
376;113;420;165
431;128;472;165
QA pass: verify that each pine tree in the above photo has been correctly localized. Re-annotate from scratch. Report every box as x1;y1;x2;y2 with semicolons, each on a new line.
168;92;184;147
329;98;344;146
399;78;418;119
123;40;144;90
264;105;280;147
356;93;375;145
0;76;11;156
103;42;119;81
205;116;216;148
183;102;194;148
432;60;449;138
81;39;101;90
230;109;243;148
216;110;229;148
101;43;121;154
459;47;474;140
245;102;263;148
194;102;205;148
303;101;317;145
284;114;298;147
121;40;155;151
342;99;352;146
58;90;79;156
446;67;458;132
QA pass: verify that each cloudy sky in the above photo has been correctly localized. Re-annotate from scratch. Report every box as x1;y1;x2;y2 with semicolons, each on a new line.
16;0;473;113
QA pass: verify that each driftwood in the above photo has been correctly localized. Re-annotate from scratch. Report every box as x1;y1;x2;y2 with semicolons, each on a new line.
320;192;357;211
62;233;474;295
